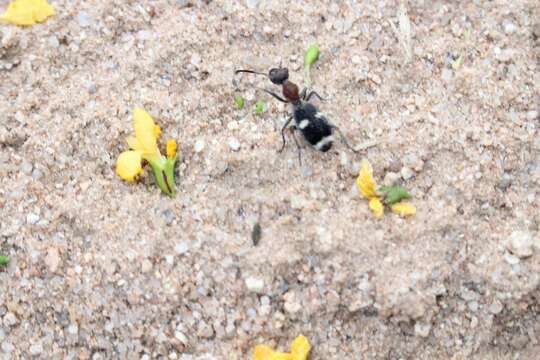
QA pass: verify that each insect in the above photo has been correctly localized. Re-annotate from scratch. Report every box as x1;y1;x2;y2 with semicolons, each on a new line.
234;66;358;164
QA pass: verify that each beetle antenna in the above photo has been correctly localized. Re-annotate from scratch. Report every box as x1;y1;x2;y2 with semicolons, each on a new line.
235;69;267;76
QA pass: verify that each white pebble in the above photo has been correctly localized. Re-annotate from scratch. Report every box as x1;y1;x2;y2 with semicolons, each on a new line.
68;324;78;335
47;36;60;48
76;12;94;28
526;110;538;120
504;253;520;265
489;301;503;314
228;137;241;151
174;331;188;344
175;242;189;255
194;139;205;153
141;259;153;273
3;313;17;327
26;213;40;225
1;341;14;353
503;20;516;34
414;322;431;337
29;342;43;355
506;230;534;258
401;167;414;180
245;276;265;293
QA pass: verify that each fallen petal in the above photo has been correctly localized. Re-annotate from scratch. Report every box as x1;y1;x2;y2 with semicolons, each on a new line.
391;202;416;217
369;198;384;218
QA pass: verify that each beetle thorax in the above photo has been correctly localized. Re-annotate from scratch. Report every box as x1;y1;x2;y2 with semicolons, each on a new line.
282;81;300;103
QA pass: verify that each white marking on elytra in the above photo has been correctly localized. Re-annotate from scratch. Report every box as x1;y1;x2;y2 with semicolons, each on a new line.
314;135;334;150
314;112;326;119
298;119;310;129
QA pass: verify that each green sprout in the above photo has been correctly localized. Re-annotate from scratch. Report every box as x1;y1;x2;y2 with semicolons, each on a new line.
0;255;9;266
255;100;265;115
234;95;245;109
303;44;320;88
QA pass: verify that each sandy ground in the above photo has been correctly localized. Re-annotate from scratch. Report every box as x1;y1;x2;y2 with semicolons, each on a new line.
1;0;540;359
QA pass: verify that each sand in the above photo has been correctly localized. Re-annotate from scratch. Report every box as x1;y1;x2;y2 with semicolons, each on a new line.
1;0;539;359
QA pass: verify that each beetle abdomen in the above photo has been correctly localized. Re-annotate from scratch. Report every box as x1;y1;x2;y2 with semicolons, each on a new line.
294;104;334;152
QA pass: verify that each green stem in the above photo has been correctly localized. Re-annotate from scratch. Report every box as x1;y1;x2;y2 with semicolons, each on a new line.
146;155;177;197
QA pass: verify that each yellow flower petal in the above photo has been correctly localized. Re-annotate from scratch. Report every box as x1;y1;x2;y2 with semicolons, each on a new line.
290;336;311;360
116;151;143;182
369;198;384;218
270;354;294;360
253;345;293;360
154;125;162;139
0;0;55;26
133;108;159;156
126;135;143;152
391;202;416;217
166;139;177;159
356;159;378;199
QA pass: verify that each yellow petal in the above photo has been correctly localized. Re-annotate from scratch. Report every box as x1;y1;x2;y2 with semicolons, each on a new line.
290;336;311;360
0;0;55;26
391;202;416;217
116;151;143;182
133;108;159;155
369;198;384;218
270;353;294;360
166;139;177;159
126;135;144;152
154;125;162;139
253;345;293;360
356;159;378;199
253;345;274;360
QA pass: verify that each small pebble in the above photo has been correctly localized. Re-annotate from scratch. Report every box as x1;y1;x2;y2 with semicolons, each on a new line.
526;110;538;120
383;172;401;186
174;331;188;344
489;300;503;314
194;139;205;153
467;301;479;312
506;230;534;258
414;322;431;338
503;20;516;34
48;36;60;48
1;341;14;353
45;247;61;272
68;324;79;335
401;167;414;180
228;137;240;151
162;209;175;226
175;242;189;255
245;276;264;293
3;313;17;327
246;0;260;9
141;259;153;273
504;253;520;265
76;12;94;28
29;342;43;355
26;213;40;225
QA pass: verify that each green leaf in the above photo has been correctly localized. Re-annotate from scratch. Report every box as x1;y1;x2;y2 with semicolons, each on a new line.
304;44;320;67
234;95;245;109
255;100;265;115
0;255;9;266
380;186;411;205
